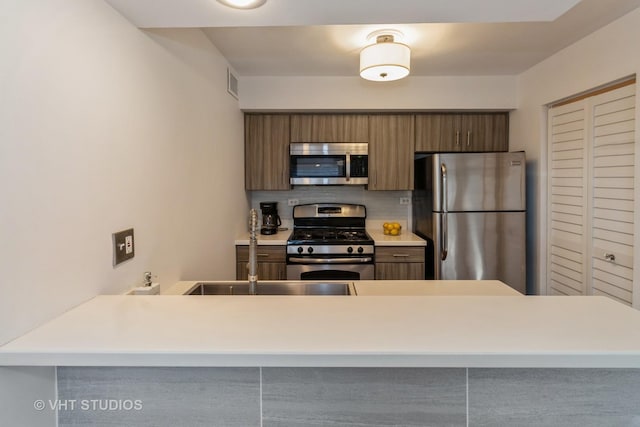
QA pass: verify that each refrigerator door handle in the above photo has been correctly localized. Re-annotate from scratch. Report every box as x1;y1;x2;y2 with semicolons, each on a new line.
441;163;448;260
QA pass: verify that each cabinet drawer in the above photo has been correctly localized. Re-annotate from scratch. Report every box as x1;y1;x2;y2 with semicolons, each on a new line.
236;245;286;263
375;263;425;280
236;262;286;281
375;246;425;263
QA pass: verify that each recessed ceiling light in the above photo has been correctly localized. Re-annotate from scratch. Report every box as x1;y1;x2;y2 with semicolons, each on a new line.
216;0;267;9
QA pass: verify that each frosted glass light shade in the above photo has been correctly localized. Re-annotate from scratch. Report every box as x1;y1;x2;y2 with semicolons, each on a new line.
360;41;411;82
217;0;266;9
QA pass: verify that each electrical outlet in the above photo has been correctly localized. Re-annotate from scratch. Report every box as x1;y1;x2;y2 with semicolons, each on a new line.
399;197;411;205
113;228;134;266
288;199;299;206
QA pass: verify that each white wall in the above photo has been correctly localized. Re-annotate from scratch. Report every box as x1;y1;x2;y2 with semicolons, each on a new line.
512;8;640;295
240;75;517;111
0;0;246;345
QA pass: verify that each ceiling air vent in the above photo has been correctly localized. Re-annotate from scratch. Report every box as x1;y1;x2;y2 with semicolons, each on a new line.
227;68;239;99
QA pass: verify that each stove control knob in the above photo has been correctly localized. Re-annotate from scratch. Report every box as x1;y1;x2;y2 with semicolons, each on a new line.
308;247;314;254
357;247;364;254
297;247;303;254
347;247;353;254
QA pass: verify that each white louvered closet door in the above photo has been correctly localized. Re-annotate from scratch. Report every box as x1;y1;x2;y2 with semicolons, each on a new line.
548;101;588;296
590;84;636;305
547;81;636;306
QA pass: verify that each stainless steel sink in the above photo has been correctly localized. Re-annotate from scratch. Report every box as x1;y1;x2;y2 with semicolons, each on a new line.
186;281;352;296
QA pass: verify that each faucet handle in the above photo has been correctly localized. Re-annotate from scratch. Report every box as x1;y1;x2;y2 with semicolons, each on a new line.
143;271;155;286
249;209;259;233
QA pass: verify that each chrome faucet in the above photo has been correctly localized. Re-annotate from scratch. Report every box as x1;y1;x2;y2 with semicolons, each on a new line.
248;209;259;295
143;271;153;287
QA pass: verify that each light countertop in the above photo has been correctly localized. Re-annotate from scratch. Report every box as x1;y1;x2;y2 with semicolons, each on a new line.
367;229;426;246
353;280;520;296
2;281;640;368
234;231;290;245
235;229;426;246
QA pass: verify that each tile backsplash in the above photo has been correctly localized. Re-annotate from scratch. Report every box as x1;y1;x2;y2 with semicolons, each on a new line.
250;187;411;229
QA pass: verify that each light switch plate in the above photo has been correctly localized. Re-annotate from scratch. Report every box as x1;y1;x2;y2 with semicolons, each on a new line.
113;228;134;266
125;235;133;254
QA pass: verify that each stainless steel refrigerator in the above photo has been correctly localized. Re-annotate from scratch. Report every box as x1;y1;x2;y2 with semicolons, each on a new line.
413;152;526;293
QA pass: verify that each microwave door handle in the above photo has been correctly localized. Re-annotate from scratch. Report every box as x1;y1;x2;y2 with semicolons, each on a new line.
345;152;350;182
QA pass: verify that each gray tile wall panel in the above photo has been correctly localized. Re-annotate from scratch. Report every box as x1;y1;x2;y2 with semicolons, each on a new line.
57;367;260;427
56;366;640;427
0;367;56;427
468;368;640;427
262;367;467;427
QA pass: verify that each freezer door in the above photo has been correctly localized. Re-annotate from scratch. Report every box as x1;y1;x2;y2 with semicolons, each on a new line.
433;211;526;293
432;152;525;212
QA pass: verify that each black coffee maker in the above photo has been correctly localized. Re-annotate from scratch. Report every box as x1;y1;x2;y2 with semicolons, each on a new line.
259;201;281;235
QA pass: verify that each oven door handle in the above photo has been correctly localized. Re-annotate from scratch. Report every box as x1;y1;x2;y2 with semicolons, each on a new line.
288;257;373;264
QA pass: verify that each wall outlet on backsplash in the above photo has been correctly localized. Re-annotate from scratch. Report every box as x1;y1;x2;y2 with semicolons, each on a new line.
287;199;299;206
399;197;411;205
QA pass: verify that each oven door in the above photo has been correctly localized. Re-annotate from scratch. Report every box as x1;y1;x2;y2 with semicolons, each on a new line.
287;256;375;280
287;261;374;281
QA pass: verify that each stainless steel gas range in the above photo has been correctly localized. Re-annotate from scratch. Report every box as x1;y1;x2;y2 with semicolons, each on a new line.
286;203;375;281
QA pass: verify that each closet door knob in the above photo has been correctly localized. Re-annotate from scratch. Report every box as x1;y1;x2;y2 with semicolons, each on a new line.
604;253;616;262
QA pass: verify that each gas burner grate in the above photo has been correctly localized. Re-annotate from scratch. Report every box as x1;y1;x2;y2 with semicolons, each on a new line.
290;228;371;242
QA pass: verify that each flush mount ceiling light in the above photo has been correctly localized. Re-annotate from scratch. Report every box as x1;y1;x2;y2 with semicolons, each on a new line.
359;30;411;82
216;0;266;9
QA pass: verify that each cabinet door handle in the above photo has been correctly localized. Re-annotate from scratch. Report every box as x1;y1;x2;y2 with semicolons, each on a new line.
392;254;410;258
604;253;616;262
467;130;471;147
455;131;460;146
257;253;270;257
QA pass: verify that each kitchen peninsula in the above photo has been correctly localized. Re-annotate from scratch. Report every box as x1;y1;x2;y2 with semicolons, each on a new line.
1;281;640;426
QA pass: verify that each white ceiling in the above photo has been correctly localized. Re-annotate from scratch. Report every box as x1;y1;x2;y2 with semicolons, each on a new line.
105;0;640;76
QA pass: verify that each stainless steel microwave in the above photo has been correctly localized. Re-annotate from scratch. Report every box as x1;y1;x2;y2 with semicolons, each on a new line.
290;142;368;185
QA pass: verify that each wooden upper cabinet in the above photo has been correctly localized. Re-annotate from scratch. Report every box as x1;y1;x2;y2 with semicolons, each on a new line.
244;114;290;190
290;114;369;142
467;113;508;152
415;114;461;152
415;113;509;152
368;115;415;191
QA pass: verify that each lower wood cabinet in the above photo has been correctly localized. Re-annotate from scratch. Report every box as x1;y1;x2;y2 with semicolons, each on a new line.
375;246;425;280
236;245;287;280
